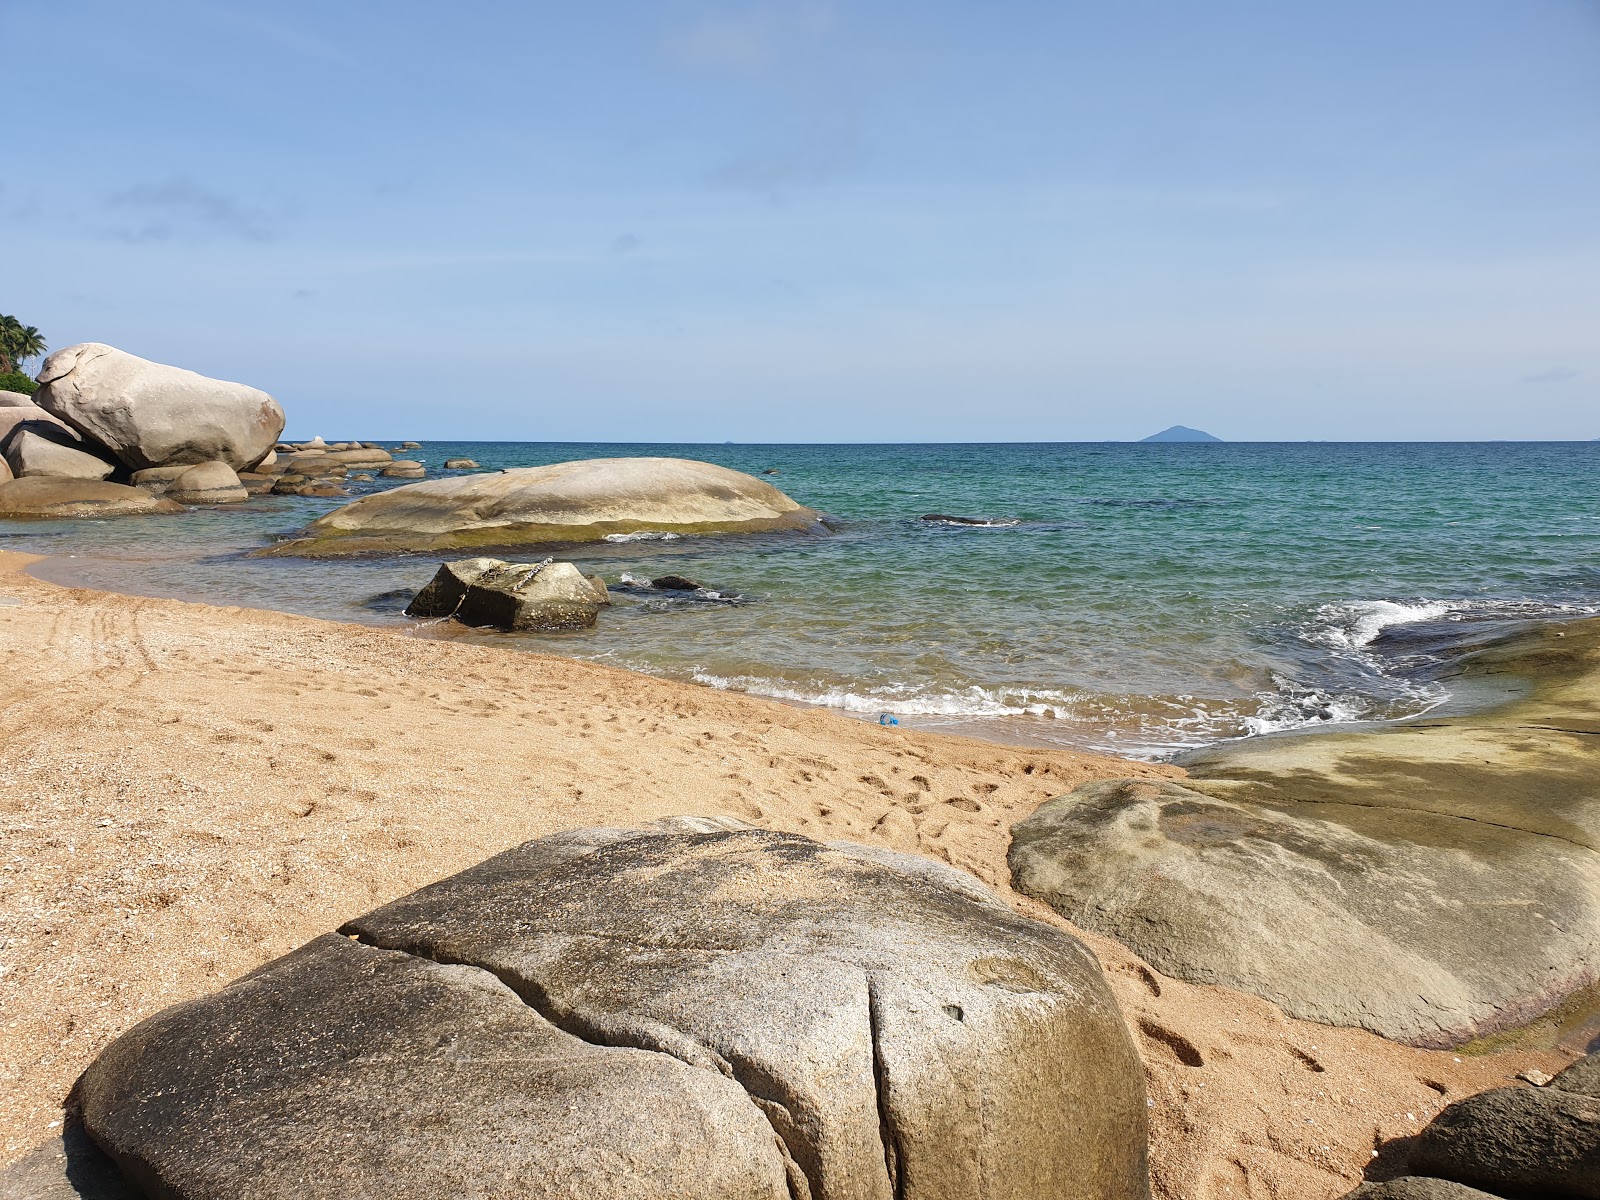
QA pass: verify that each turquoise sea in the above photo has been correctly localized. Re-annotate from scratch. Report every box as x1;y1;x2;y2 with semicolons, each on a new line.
8;441;1600;759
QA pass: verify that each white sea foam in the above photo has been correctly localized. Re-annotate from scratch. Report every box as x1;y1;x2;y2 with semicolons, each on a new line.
689;672;1086;719
603;531;681;543
1309;599;1453;649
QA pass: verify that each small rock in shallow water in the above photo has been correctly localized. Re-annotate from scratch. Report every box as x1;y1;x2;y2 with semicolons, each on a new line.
651;574;703;590
443;458;479;469
406;557;606;631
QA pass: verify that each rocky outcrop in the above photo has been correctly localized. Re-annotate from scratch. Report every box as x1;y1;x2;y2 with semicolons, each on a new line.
1010;616;1600;1048
165;461;247;504
59;825;1147;1200
405;557;609;631
1347;1050;1600;1198
34;344;284;471
0;478;182;518
264;457;824;556
0;405;76;447
3;430;115;480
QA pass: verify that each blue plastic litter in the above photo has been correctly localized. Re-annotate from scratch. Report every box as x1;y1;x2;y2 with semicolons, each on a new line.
878;713;900;726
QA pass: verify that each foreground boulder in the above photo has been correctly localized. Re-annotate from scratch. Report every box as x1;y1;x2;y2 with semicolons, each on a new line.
1346;1049;1600;1198
263;457;824;556
0;404;76;447
0;389;35;407
165;461;247;504
0;477;182;518
405;557;609;630
1011;616;1600;1048
3;429;115;480
34;343;284;471
65;825;1147;1200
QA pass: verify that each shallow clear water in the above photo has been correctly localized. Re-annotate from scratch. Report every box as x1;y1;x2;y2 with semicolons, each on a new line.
9;441;1600;758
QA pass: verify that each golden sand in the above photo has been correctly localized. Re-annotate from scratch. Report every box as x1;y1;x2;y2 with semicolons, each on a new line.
0;550;1572;1198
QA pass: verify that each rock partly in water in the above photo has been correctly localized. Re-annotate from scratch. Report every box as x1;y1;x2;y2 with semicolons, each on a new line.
165;461;248;504
129;465;190;493
235;472;275;495
1010;617;1600;1048
3;429;115;480
34;343;284;471
265;457;824;557
405;557;608;631
443;457;479;469
380;459;426;479
0;477;183;518
67;825;1148;1200
651;573;703;590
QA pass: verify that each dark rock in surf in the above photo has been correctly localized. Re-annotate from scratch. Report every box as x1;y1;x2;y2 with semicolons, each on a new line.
650;574;703;591
406;557;608;631
64;824;1149;1200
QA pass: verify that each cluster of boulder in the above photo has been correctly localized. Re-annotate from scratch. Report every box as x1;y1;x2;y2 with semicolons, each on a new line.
8;823;1149;1199
0;344;284;517
1348;1051;1600;1197
405;557;611;631
249;437;430;498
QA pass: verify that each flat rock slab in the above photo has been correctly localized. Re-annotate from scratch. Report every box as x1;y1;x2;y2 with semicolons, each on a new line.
70;826;1147;1200
262;456;824;556
0;478;183;519
1011;617;1600;1048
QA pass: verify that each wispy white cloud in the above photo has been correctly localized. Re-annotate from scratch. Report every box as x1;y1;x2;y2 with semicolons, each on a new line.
663;3;834;75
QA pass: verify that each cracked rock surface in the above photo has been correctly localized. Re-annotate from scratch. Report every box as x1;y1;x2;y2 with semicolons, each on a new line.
71;826;1149;1200
1011;616;1600;1048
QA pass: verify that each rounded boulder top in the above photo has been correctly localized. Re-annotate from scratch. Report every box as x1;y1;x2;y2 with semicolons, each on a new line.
266;456;825;556
34;343;284;472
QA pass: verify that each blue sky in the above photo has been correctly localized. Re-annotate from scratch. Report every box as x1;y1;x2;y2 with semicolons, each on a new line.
4;1;1598;441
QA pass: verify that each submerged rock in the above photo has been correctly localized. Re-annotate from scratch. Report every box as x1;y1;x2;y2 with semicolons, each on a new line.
3;429;115;480
651;573;703;590
1011;617;1600;1048
33;343;284;471
66;825;1148;1200
165;461;247;504
406;557;607;631
264;457;824;557
0;477;183;518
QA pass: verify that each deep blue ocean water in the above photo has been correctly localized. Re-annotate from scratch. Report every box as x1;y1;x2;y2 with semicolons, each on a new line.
8;440;1599;758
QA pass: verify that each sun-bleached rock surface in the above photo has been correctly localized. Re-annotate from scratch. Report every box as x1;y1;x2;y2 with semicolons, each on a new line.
34;344;283;471
69;826;1148;1200
0;390;35;407
0;405;76;447
1011;616;1600;1048
0;477;183;518
266;456;823;556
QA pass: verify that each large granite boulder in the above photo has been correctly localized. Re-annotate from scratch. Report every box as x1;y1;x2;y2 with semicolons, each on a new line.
164;461;247;504
263;457;824;556
405;557;609;631
3;429;115;480
0;389;35;407
0;478;182;518
67;826;1148;1200
1010;616;1600;1048
34;344;284;471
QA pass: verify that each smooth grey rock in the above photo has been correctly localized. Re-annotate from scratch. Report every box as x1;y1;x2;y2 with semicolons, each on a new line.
1409;1083;1600;1197
268;456;824;557
129;465;190;492
34;343;284;471
380;459;425;478
4;430;115;480
1342;1179;1503;1199
444;457;479;469
0;390;35;408
1010;617;1600;1047
164;460;247;504
0;477;183;518
0;405;77;448
75;827;1149;1200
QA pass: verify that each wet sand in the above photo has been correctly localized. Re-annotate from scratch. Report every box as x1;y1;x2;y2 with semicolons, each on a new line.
0;549;1576;1199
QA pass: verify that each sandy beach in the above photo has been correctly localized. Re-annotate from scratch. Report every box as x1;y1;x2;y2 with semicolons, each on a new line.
0;548;1577;1200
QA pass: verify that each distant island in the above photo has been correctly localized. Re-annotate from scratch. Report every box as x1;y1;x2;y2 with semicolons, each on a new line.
1141;425;1222;443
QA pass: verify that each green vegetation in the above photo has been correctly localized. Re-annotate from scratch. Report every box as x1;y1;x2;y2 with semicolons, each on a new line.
0;371;38;395
0;314;47;377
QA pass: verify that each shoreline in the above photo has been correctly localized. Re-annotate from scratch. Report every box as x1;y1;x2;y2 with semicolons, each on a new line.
0;549;1580;1198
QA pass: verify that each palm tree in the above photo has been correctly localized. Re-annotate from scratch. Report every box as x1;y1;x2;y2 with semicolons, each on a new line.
0;315;46;375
